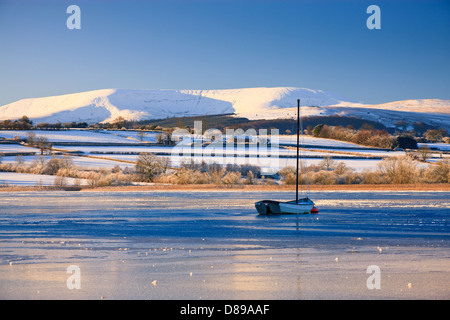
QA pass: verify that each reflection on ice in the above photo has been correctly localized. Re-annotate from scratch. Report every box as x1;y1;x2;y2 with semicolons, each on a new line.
0;190;449;299
0;190;448;242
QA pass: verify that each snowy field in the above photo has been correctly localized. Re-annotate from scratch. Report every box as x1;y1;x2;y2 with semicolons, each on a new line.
54;144;342;158
418;142;450;151
0;171;87;186
1;130;448;186
104;130;160;143
0;144;38;154
276;135;370;148
0;130;160;144
0;155;133;171
168;156;384;173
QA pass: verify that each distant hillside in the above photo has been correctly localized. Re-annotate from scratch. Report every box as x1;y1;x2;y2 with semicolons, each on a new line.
0;87;449;131
134;114;388;134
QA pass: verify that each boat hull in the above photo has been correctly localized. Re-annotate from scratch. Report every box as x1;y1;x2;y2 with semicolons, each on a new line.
255;198;314;215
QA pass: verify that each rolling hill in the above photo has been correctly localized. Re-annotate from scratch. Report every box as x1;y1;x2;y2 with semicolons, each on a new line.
0;87;449;130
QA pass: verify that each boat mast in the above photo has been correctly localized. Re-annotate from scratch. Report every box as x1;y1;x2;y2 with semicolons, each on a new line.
296;99;300;204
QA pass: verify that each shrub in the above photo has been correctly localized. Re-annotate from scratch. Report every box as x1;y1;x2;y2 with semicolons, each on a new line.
135;153;169;182
279;166;296;185
352;130;372;145
35;136;52;155
29;155;47;174
311;170;337;185
54;175;67;187
244;170;255;184
361;169;383;184
395;136;418;149
338;171;363;184
176;168;201;184
424;159;450;183
418;145;431;161
222;171;241;184
43;156;61;175
310;124;396;148
209;167;226;184
424;129;443;142
334;162;349;175
319;156;336;171
377;156;418;184
312;124;324;137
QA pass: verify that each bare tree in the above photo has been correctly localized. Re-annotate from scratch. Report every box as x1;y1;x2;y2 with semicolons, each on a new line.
156;133;166;144
137;131;147;142
320;155;336;171
26;131;36;145
135;153;169;181
377;156;418;184
418;145;431;161
425;129;443;143
36;136;52;155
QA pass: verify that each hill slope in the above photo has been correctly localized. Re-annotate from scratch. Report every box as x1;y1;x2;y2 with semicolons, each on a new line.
0;87;449;130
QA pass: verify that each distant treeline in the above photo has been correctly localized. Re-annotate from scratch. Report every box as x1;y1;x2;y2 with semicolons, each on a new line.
1;114;448;148
1;152;449;188
99;114;446;138
0;114;439;135
311;124;396;149
128;114;387;133
0;116;33;130
0;116;88;130
90;114;251;131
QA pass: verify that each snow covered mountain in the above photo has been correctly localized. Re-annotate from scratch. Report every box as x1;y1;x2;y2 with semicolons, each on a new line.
0;87;449;130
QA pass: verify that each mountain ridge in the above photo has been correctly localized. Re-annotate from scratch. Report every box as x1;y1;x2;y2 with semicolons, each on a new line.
0;87;449;130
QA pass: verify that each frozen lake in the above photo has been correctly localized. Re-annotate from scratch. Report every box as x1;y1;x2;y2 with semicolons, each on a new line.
0;190;449;299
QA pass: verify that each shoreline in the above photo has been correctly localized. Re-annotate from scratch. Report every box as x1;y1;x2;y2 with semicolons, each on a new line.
0;183;449;192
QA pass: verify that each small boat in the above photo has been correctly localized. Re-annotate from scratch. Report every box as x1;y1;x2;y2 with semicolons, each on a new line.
255;99;318;215
255;198;315;214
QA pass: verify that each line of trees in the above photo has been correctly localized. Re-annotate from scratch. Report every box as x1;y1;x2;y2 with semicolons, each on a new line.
134;153;449;185
0;154;134;187
1;152;449;187
312;124;396;148
0;116;88;130
2;116;448;147
311;124;449;149
279;155;449;185
135;154;263;185
25;132;52;155
0;116;33;130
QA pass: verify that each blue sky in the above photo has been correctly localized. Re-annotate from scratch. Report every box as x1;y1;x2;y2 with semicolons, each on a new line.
0;0;449;106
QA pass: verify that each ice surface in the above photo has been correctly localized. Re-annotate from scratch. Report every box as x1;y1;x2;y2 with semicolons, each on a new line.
0;190;449;299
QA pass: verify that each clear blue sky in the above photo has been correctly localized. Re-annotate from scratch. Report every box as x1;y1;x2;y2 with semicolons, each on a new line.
0;0;449;106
